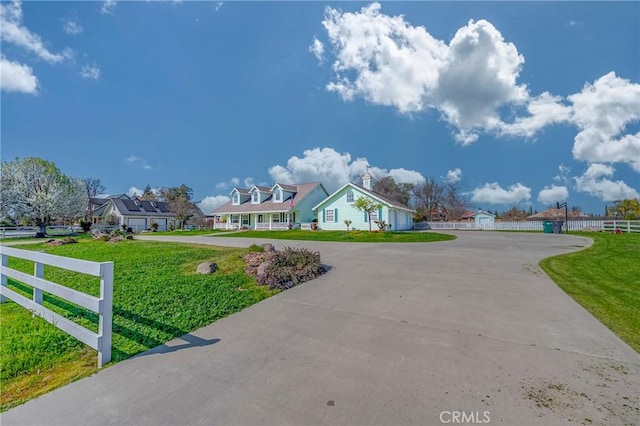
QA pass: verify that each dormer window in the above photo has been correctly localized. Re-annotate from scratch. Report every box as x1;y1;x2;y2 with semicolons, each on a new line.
232;191;240;205
274;188;282;202
252;191;259;204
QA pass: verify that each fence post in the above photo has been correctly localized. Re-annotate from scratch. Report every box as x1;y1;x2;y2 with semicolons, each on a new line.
0;253;7;303
33;261;44;308
628;221;631;233
98;262;114;368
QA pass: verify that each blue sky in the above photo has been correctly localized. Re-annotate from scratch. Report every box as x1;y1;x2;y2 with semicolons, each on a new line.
1;1;638;215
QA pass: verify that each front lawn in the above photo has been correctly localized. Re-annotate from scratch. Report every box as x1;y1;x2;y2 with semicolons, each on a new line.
0;239;275;411
540;232;640;352
212;229;456;243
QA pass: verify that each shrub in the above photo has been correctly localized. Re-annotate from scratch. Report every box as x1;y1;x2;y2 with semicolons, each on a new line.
256;247;325;290
79;220;92;233
248;244;265;253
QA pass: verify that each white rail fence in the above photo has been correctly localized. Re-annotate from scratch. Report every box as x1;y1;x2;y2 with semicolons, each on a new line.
425;220;640;233
0;246;114;367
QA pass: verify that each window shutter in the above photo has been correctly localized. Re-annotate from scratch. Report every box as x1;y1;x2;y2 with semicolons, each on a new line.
364;211;368;222
334;209;338;222
323;209;326;223
378;207;383;220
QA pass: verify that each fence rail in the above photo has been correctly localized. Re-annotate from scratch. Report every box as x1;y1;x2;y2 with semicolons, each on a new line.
0;246;114;367
424;220;640;233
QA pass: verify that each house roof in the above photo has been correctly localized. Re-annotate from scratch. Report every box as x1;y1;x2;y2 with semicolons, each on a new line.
527;207;589;220
313;182;416;213
231;188;251;195
111;198;178;217
251;185;272;193
213;182;326;214
461;209;495;219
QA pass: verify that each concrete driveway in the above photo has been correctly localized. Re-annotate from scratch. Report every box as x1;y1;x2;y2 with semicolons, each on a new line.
3;232;639;425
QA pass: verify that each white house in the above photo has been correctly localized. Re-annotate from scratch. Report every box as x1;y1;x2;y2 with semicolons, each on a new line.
212;182;329;230
460;209;496;226
312;173;416;231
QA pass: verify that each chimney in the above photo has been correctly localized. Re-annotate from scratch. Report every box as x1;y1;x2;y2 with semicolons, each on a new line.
362;172;372;190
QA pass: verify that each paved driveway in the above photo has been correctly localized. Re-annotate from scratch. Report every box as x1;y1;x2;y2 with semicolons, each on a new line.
4;232;639;425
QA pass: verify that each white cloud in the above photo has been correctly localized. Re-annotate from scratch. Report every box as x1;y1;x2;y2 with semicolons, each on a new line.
309;38;325;63
198;195;230;214
243;177;254;187
215;181;227;190
268;147;424;192
230;177;240;186
471;182;531;205
0;55;37;94
537;185;568;205
320;3;563;144
553;163;571;185
0;0;72;63
80;64;100;80
574;163;639;202
101;0;117;15
62;19;83;36
123;155;152;170
446;168;462;184
128;186;143;197
568;72;640;172
215;2;224;12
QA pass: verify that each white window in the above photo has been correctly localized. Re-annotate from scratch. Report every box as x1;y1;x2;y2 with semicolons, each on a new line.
252;191;259;203
272;213;281;222
274;188;282;202
346;190;354;203
370;210;378;221
326;209;334;222
232;192;240;205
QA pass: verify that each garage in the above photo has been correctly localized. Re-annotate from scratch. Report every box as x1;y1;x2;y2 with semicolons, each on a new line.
127;218;147;231
153;218;168;231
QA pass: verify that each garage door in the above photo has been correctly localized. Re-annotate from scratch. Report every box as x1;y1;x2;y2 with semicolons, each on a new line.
127;218;147;231
154;218;168;231
396;212;408;230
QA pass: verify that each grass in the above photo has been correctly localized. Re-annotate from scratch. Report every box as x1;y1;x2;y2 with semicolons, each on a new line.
540;232;640;352
211;229;456;243
149;229;229;236
0;239;275;411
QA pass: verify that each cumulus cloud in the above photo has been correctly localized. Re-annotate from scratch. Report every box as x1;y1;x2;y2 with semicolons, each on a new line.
471;182;531;205
320;3;560;144
553;163;571;185
309;38;325;63
124;155;152;170
574;163;639;202
268;147;425;192
446;168;462;184
128;186;143;197
0;55;37;94
537;185;568;205
1;0;72;63
80;64;100;80
568;72;640;172
198;195;230;214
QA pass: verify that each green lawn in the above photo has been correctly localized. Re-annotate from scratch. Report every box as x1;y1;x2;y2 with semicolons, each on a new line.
540;232;640;352
211;229;456;243
0;239;275;411
149;229;228;236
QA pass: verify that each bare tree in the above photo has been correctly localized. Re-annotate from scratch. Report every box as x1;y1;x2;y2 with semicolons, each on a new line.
82;177;106;222
412;178;468;221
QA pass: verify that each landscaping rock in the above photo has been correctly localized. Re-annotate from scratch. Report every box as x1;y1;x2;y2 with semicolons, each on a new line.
261;243;275;252
257;260;271;277
197;261;218;274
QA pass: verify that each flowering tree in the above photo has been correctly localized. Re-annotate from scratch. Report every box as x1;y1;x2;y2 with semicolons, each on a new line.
352;196;383;232
0;157;86;236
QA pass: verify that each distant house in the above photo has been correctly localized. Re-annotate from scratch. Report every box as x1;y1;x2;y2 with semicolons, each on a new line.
527;208;589;221
90;194;129;224
212;182;329;230
312;173;415;231
93;196;202;231
460;209;495;226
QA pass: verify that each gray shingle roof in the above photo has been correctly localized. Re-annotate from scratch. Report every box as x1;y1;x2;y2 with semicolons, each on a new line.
214;182;324;214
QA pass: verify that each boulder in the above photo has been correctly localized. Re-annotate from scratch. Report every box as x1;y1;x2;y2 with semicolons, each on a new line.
257;260;271;277
197;261;218;275
261;243;275;252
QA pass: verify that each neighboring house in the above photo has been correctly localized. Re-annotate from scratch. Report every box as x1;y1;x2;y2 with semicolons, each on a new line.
527;208;589;221
312;173;416;231
212;182;329;230
90;194;130;224
93;197;192;231
460;209;495;226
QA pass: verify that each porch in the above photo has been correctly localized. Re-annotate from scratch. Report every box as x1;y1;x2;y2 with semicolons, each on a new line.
214;212;301;230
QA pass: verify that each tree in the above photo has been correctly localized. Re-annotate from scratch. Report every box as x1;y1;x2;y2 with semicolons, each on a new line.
352;196;383;232
82;177;106;222
0;157;86;237
372;176;412;206
162;184;195;229
411;178;468;221
612;198;640;219
140;184;157;201
500;207;529;221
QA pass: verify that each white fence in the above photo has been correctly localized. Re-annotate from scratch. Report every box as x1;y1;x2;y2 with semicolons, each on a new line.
425;220;640;233
0;246;114;367
1;225;82;239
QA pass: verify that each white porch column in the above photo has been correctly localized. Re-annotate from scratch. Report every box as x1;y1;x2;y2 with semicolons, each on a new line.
269;213;272;230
